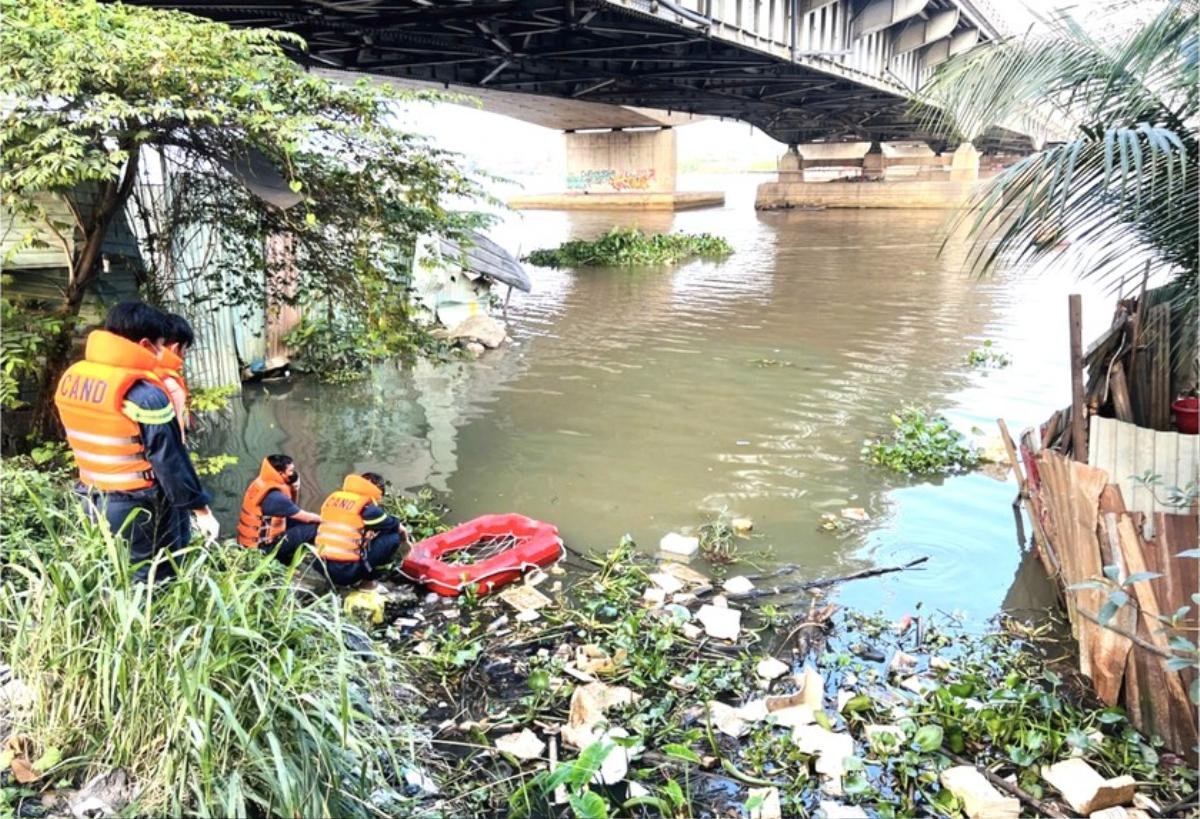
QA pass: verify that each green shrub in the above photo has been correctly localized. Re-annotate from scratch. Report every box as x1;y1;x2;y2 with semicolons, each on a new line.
284;313;459;383
525;227;733;268
862;408;980;475
0;464;401;816
0;281;70;410
188;384;238;414
190;452;239;476
283;314;381;382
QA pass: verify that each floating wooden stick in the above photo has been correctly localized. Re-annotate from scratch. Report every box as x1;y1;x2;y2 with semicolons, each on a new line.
731;557;929;601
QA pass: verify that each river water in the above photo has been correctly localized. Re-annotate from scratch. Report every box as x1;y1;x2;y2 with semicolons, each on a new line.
200;175;1114;624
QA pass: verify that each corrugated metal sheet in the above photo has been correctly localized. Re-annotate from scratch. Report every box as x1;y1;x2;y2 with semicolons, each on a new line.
130;153;246;391
132;167;245;392
434;231;531;292
264;234;301;365
1089;415;1200;538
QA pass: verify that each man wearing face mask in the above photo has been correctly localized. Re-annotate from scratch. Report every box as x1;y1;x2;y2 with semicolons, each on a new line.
54;301;219;583
236;454;321;564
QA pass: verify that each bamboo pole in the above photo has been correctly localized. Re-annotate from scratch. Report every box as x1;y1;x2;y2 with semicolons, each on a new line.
1068;294;1087;461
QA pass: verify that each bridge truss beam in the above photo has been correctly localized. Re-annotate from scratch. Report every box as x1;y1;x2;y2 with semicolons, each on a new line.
131;0;1030;150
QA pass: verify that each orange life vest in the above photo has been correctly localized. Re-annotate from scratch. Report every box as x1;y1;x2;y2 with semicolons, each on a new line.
156;347;189;436
236;458;296;549
314;475;383;562
54;330;167;492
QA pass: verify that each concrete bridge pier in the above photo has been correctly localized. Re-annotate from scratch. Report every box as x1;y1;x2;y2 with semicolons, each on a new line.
756;140;982;209
508;126;724;211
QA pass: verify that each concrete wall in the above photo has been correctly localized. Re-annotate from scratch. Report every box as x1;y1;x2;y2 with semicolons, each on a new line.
755;178;979;210
565;128;676;193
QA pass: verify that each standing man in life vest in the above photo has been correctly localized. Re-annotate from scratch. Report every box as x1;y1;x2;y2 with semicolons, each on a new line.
311;472;407;587
54;302;219;583
236;454;321;564
157;312;193;441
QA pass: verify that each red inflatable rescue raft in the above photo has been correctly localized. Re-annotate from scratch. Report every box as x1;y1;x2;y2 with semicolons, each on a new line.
401;513;563;597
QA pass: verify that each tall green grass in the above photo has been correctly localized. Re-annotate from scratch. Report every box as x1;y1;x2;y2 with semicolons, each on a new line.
0;464;400;817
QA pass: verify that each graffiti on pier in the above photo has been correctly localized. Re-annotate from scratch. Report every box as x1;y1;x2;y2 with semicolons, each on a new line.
567;168;656;191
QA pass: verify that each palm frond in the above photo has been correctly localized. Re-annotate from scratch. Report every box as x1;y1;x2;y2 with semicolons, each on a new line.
915;2;1197;370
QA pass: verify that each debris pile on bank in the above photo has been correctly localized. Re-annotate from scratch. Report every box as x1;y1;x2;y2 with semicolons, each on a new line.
340;539;1195;817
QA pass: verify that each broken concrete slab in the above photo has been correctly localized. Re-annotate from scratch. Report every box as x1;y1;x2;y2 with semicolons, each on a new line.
659;533;700;557
888;650;919;676
647;572;685;595
841;507;870;522
797;665;825;710
899;675;937;696
763;690;816;728
658;562;709;586
723;575;755;595
696;605;741;641
737;699;770;723
818;802;869;819
747;786;782;819
68;770;131;819
1042;758;1137;815
402;767;440;797
705;700;749;738
563;682;637;748
495;729;545;761
642;587;666;605
939;766;1020;819
756;657;789;681
593;727;638;785
498;584;552;613
574;644;626;676
1089;808;1152;819
792;724;854;795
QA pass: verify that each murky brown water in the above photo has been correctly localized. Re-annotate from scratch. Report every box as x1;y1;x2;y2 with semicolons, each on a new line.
201;175;1116;623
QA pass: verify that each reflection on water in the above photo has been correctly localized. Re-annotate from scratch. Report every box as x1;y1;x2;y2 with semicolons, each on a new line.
201;176;1115;624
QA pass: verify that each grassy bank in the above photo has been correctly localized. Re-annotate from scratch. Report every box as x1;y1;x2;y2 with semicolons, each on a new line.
0;459;403;817
0;458;1194;817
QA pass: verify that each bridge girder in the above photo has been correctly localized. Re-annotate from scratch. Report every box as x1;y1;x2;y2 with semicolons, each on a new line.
127;0;1030;151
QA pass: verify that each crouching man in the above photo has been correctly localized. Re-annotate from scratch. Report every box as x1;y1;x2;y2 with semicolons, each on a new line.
236;454;321;563
311;472;407;587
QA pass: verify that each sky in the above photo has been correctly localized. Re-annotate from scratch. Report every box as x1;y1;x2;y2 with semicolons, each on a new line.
391;0;1167;179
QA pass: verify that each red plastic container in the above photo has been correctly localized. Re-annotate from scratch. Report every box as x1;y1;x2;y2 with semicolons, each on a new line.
401;513;563;597
1172;397;1199;434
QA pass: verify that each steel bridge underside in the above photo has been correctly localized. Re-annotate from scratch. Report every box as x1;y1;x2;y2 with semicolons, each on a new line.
140;0;1022;150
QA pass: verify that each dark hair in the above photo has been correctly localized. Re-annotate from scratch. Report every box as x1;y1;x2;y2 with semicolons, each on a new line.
360;472;387;493
266;454;294;473
164;312;195;349
104;302;169;343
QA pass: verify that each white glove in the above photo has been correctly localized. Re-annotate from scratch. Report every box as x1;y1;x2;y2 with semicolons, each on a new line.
193;508;220;545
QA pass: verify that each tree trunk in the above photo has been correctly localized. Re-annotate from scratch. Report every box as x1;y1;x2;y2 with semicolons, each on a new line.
30;266;96;442
29;150;142;442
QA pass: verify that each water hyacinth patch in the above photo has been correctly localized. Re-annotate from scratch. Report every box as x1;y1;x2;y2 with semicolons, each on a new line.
861;408;981;475
525;227;733;268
